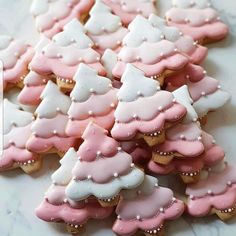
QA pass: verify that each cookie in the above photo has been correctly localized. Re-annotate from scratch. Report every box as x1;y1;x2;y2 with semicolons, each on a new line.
0;35;34;91
102;0;157;26
0;99;40;173
18;71;50;105
186;161;236;220
26;81;78;156
65;122;145;207
29;19;106;91
165;0;229;44
111;64;187;147
101;49;118;79
66;63;118;138
36;148;113;234
113;175;185;236
85;0;128;54
30;0;95;38
149;131;225;184
112;15;189;85
166;67;230;119
148;14;208;64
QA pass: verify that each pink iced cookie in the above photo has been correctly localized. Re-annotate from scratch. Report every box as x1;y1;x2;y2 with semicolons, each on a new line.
30;0;94;38
111;64;187;145
26;81;78;155
0;35;34;90
165;0;229;44
18;71;50;106
149;131;225;180
66;64;118;138
0;99;39;173
85;0;128;55
65;122;144;205
113;175;185;236
186;162;236;220
148;14;208;64
102;0;156;25
29;19;106;88
112;15;189;81
166;66;230;118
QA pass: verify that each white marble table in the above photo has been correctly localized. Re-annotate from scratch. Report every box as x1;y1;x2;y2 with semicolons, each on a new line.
0;0;236;235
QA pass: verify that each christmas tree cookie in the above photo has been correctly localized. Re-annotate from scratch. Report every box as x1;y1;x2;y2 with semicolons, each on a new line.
112;15;189;85
36;148;113;234
186;162;236;220
66;64;118;138
30;19;106;91
0;35;34;91
148;14;208;64
0;99;40;173
65;122;145;207
85;0;128;54
165;0;229;44
30;0;95;38
113;175;185;236
111;64;187;147
26;81;78;156
102;0;157;26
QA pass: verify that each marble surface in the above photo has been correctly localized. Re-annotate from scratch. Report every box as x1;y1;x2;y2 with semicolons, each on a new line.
0;0;236;235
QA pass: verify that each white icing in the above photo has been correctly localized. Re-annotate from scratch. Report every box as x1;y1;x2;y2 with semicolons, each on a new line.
193;89;230;118
51;148;78;185
36;81;71;118
173;85;198;123
52;19;94;49
172;0;211;9
118;64;160;102
34;35;51;53
85;0;122;35
101;49;118;79
3;99;34;134
121;175;158;199
30;0;48;16
0;35;12;50
123;15;162;47
71;64;112;102
65;167;144;200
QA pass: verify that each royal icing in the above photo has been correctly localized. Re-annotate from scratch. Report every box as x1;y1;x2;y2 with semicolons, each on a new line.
148;14;208;64
111;64;187;140
66;64;117;138
85;0;128;54
26;81;77;153
113;175;185;235
101;49;118;79
30;0;94;38
65;122;144;201
30;19;106;81
18;71;50;105
0;35;34;89
102;0;156;25
165;0;229;42
0;99;37;170
112;15;189;78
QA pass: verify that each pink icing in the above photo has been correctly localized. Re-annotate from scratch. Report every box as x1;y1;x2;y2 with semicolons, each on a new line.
73;152;132;183
2;38;34;88
30;45;106;80
36;200;113;224
32;0;95;38
113;40;189;78
26;135;77;153
166;8;229;42
113;199;184;235
187;184;236;217
102;0;156;25
111;102;186;140
78;122;119;162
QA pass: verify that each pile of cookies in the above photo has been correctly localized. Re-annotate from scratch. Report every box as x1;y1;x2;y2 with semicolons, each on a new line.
1;0;234;235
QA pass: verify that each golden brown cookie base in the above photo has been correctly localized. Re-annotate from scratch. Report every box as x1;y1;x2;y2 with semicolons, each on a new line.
180;171;200;184
199;115;207;126
98;195;120;207
152;152;174;165
66;224;85;234
144;225;164;236
213;206;236;221
137;131;165;147
56;77;75;93
20;158;42;174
